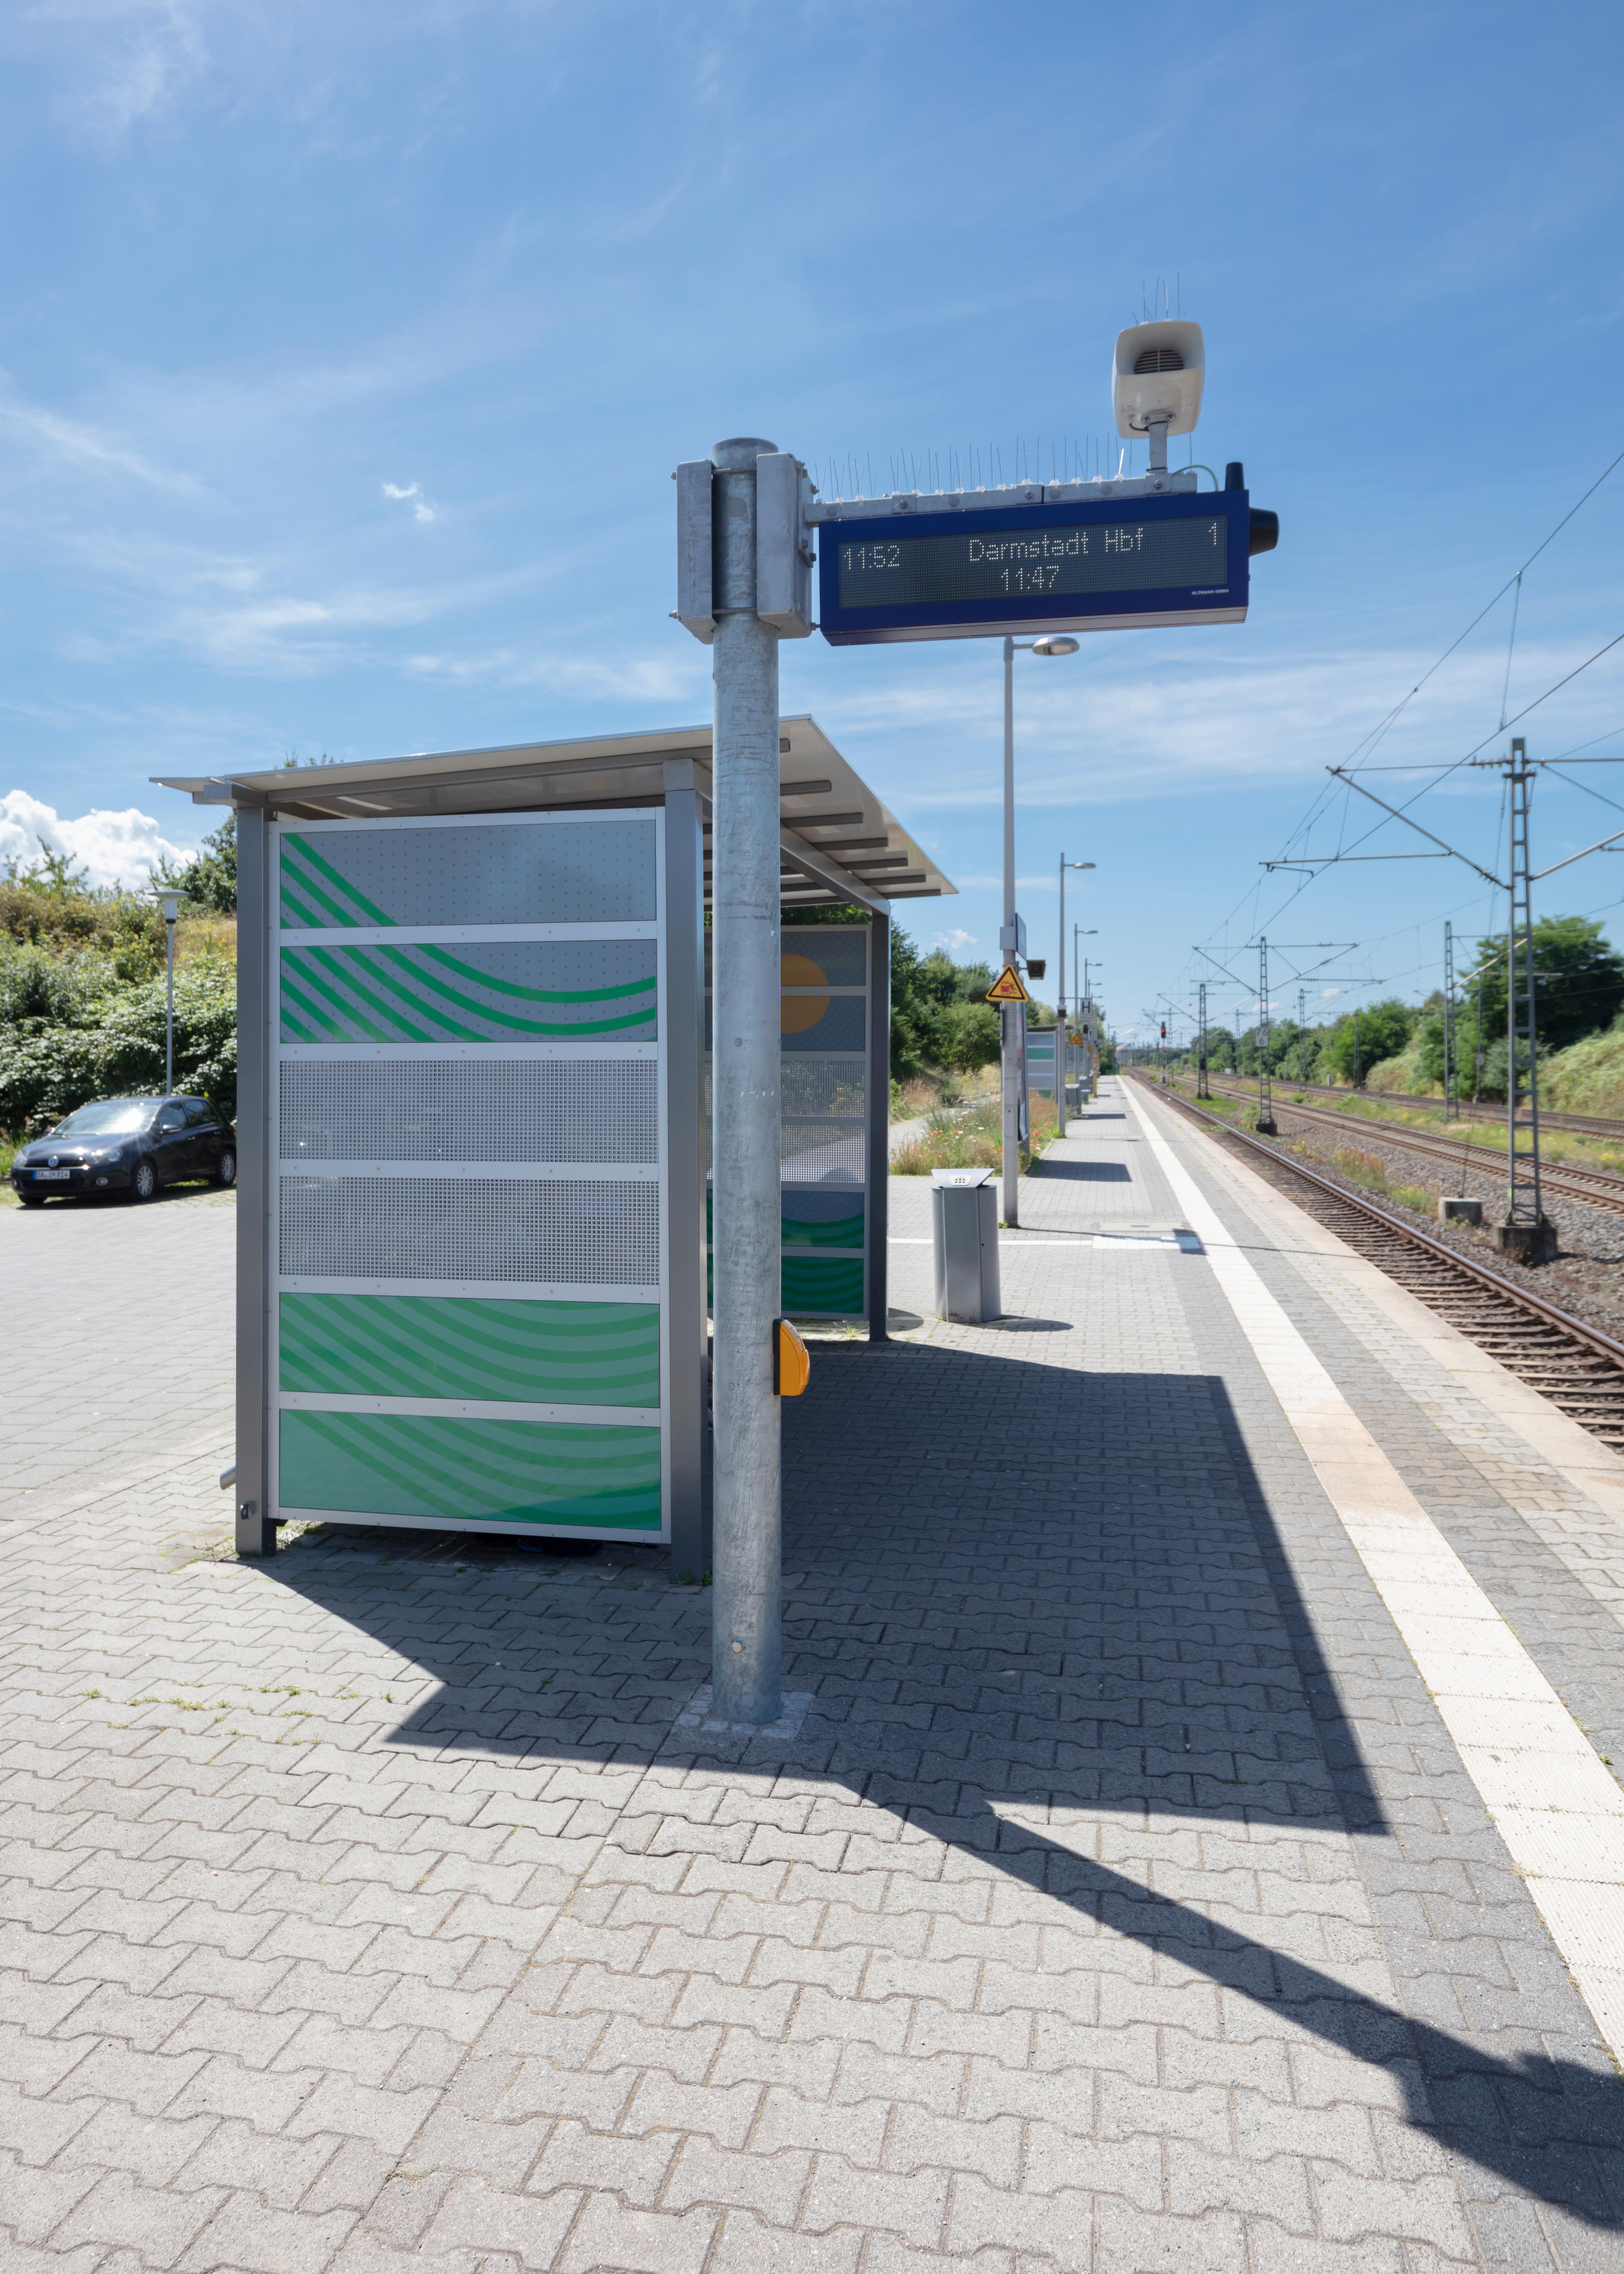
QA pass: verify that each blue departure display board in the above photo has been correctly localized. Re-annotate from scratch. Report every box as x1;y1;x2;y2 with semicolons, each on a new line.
817;488;1250;646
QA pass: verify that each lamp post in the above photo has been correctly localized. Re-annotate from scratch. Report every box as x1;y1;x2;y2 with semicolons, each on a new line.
156;888;181;1094
1055;860;1095;1135
1001;632;1078;1225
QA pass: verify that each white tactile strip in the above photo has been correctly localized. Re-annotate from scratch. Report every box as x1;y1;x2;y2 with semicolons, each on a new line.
1127;1080;1624;2063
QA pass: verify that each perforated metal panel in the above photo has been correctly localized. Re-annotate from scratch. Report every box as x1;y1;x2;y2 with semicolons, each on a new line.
279;1060;658;1164
280;818;657;929
779;931;867;987
781;1060;865;1118
279;1174;660;1286
705;925;871;1317
780;1124;864;1182
779;996;865;1054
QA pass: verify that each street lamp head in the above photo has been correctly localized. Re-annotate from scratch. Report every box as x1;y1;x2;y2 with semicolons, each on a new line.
155;889;181;923
1031;634;1080;657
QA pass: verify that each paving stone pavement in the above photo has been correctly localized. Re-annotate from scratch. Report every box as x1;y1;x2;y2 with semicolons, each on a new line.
0;1187;236;1535
3;1083;1624;2271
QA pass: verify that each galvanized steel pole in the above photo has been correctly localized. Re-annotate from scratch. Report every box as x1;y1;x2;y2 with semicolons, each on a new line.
1056;853;1067;1138
710;437;784;1726
1001;636;1019;1227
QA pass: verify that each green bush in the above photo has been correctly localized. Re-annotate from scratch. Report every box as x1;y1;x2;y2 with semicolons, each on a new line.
155;813;237;915
1470;915;1624;1053
1317;998;1418;1085
0;940;112;1025
0;963;236;1138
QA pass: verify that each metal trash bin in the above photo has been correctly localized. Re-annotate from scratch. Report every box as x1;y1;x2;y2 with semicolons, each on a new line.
1064;1082;1083;1113
931;1167;1001;1323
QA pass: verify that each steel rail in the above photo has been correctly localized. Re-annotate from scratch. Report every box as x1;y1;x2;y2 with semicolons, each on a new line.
1234;1073;1624;1145
1129;1072;1624;1371
1195;1077;1624;1215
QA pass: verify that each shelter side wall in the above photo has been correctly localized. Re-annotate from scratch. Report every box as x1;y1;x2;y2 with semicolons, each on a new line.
265;807;673;1543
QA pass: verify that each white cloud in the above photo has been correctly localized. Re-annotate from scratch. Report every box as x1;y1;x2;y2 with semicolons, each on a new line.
0;789;190;890
932;927;978;953
15;0;213;142
813;637;1623;811
0;373;199;492
383;480;435;524
403;647;702;703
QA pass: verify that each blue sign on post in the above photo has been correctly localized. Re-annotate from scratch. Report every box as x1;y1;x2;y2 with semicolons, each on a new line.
817;487;1254;648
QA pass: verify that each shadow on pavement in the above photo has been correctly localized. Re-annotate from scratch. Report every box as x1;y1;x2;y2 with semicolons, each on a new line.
1029;1158;1133;1182
255;1339;1622;2228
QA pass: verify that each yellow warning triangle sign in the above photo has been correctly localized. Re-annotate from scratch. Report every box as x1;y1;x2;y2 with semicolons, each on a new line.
985;964;1030;1005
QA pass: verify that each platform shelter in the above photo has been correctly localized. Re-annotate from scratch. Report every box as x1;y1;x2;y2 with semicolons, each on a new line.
157;718;954;1580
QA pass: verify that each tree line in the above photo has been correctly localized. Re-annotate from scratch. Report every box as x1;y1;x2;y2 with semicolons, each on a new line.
1171;916;1624;1099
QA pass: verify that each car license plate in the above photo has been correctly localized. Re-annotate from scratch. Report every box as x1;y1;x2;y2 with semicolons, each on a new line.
34;1169;70;1181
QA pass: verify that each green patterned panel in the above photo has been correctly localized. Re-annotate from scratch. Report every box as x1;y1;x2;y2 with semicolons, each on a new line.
707;1195;866;1252
782;1212;863;1250
781;1254;865;1314
280;1411;661;1530
280;834;394;930
780;1190;864;1250
280;1295;659;1407
280;942;657;1043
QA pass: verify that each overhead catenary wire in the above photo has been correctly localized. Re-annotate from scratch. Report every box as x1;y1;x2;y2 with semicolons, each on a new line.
1194;442;1624;966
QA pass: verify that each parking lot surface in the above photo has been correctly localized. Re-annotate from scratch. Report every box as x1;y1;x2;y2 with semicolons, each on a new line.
2;1082;1623;2271
0;1186;236;1550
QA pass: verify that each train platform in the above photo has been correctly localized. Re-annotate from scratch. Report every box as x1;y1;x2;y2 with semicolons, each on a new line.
3;1081;1624;2270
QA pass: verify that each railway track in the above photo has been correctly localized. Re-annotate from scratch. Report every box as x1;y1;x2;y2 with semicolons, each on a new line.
1195;1076;1624;1218
1130;1073;1624;1451
1241;1074;1624;1144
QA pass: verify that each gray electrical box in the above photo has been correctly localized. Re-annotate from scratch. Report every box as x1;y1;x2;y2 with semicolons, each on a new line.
755;453;816;638
931;1167;1001;1323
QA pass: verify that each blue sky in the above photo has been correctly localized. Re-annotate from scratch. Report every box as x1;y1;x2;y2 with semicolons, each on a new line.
3;0;1623;1046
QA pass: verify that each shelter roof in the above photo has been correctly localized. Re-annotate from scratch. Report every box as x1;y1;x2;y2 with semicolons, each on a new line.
153;715;954;912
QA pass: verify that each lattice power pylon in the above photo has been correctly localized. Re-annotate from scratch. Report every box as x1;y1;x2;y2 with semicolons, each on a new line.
1443;920;1457;1119
1504;739;1549;1246
1256;939;1276;1134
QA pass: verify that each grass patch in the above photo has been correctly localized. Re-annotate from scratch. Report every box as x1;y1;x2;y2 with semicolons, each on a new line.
889;1069;999;1123
1322;1145;1437;1216
892;1092;1057;1175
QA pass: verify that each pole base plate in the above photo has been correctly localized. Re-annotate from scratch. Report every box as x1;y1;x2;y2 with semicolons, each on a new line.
1493;1218;1558;1265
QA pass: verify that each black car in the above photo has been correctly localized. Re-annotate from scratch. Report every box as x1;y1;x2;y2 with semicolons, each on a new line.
11;1096;237;1206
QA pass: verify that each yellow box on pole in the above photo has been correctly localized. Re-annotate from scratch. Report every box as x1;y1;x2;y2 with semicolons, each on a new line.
774;1317;810;1397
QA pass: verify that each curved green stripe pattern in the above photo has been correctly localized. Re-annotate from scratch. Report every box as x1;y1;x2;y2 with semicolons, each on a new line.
781;1212;864;1249
417;945;656;1004
371;946;655;1033
280;946;657;1042
280;1409;661;1529
782;1254;865;1315
280;1294;660;1406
